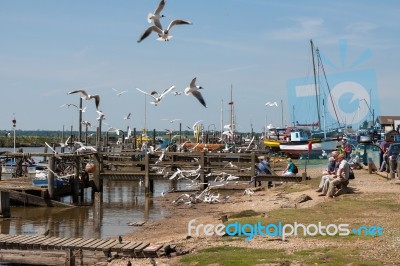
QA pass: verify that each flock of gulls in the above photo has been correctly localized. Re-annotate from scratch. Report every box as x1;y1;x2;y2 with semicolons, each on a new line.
57;1;259;206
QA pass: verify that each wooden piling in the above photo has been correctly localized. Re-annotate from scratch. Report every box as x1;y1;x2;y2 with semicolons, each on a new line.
397;156;400;179
73;157;80;203
144;153;151;196
200;151;205;190
389;157;396;179
0;191;10;218
47;156;55;199
92;154;102;193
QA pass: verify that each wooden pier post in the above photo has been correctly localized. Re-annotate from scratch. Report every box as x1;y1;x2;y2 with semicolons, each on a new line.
0;191;10;218
389;157;396;179
47;156;55;199
73;156;80;203
92;154;102;193
200;151;206;189
94;192;102;239
144;153;152;196
397;156;400;179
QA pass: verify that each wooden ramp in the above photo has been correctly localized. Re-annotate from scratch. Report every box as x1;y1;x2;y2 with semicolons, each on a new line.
0;234;174;265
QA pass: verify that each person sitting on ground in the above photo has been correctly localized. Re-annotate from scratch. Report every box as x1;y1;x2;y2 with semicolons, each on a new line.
282;158;296;176
319;153;350;198
255;156;273;187
316;151;339;192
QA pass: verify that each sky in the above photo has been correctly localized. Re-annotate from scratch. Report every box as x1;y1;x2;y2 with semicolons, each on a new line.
1;0;399;134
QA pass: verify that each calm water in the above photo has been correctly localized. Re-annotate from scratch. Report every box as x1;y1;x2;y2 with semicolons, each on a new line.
0;147;177;239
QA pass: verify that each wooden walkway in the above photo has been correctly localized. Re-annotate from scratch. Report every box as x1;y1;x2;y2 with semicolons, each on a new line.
0;233;174;265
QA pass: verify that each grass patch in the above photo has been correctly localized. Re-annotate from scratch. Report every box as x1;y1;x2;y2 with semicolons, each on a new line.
225;195;399;241
179;246;382;266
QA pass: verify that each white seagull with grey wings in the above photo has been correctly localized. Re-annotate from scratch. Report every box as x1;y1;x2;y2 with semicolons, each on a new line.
184;77;206;108
147;0;165;29
67;89;100;110
138;19;192;42
136;85;175;106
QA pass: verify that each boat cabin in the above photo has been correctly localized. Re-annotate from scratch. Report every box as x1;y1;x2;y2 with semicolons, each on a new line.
289;130;309;142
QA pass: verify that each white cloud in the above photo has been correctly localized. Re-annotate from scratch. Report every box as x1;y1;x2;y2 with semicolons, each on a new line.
269;17;324;41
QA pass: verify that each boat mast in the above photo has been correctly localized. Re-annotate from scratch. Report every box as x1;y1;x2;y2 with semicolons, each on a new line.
228;85;234;136
310;39;321;129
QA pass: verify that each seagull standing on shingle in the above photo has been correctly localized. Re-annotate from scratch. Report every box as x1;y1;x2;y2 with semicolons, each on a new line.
67;89;100;110
184;77;206;108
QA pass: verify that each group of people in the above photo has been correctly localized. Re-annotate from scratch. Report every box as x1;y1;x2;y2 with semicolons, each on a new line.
316;151;351;198
255;156;298;188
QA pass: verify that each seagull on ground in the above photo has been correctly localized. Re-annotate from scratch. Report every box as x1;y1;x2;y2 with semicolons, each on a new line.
265;101;278;107
147;0;165;29
67;89;100;110
184;77;206;108
138;19;192;42
112;88;128;96
136;86;175;106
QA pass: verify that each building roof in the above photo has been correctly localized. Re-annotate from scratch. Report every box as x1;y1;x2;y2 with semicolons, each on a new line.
377;116;400;125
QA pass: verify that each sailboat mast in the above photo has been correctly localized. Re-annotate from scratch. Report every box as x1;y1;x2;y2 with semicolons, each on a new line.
310;39;321;129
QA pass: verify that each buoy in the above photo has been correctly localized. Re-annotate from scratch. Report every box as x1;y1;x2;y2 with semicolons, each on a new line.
85;162;95;173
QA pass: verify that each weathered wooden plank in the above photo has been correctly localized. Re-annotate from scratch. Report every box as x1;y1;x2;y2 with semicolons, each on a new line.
24;236;49;249
59;237;84;249
19;235;46;249
133;242;150;258
109;241;137;253
87;239;112;251
95;239;118;250
73;238;97;248
51;238;77;250
143;244;163;258
46;237;71;249
39;236;59;249
0;234;20;245
81;238;104;249
5;235;30;248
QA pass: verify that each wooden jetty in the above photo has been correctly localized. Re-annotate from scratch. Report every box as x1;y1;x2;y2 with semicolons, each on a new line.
0;150;303;206
0;233;174;265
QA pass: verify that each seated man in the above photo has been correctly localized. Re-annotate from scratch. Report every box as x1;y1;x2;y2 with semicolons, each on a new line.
319;153;350;198
255;156;273;187
316;151;338;192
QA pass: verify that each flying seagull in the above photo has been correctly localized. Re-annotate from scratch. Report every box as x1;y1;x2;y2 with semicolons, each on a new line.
265;101;278;107
147;0;165;29
124;112;132;120
112;88;128;96
67;89;100;110
136;85;175;106
184;77;206;107
138;19;192;42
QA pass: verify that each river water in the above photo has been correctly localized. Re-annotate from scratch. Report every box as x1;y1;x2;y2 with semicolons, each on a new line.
0;147;176;239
